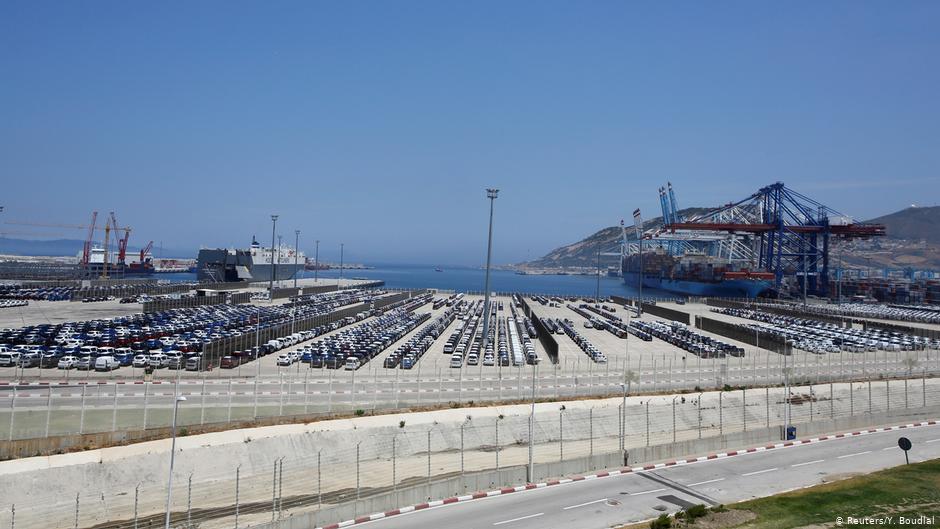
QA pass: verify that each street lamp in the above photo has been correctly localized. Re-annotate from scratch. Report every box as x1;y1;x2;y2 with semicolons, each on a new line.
294;230;300;289
277;234;283;288
481;188;499;350
340;243;344;283
314;240;320;283
165;395;187;529
269;215;278;299
527;363;536;482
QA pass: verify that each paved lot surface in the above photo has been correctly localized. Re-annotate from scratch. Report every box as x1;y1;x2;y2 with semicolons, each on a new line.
358;423;940;529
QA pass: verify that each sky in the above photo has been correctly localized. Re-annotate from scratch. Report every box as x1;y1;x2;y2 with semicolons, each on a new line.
2;2;939;265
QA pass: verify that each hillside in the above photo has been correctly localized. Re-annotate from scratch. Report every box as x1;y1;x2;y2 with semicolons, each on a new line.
866;206;940;244
522;207;710;269
523;206;940;271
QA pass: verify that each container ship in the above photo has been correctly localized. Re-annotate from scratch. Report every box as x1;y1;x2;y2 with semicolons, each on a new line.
197;237;305;283
622;249;775;298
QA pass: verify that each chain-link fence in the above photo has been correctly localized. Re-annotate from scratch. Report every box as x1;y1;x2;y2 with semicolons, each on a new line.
1;376;938;529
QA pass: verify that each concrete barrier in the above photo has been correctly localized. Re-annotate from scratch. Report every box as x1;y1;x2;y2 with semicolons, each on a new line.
625;405;940;466
249;452;624;529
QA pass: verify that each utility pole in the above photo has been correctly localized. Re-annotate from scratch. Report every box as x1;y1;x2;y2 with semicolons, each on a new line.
481;188;499;350
293;230;300;289
314;240;320;282
269;215;278;299
595;247;601;303
340;243;344;282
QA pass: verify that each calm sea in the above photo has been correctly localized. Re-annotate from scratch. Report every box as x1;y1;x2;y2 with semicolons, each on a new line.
159;264;667;298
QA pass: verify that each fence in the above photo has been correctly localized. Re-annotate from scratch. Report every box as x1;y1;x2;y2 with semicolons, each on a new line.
3;343;938;448
2;378;937;529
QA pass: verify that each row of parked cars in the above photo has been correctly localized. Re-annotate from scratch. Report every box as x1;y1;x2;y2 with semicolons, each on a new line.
632;320;745;358
305;294;436;371
0;285;74;301
0;299;28;309
556;318;607;363
385;305;458;369
715;307;940;354
0;289;386;373
762;302;940;325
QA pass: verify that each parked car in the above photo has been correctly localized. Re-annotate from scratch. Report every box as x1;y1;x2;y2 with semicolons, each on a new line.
94;356;119;371
57;355;79;369
75;356;93;370
132;354;149;368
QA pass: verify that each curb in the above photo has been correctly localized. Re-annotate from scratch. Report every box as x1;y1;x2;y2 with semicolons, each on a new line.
316;419;938;529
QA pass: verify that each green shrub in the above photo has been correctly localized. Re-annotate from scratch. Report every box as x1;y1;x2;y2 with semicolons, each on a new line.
686;504;708;520
650;513;672;529
354;409;365;416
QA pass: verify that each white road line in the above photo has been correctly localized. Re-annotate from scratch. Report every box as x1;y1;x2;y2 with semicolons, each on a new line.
882;447;895;451
791;459;825;467
630;488;666;496
742;468;778;476
925;438;940;444
688;478;724;487
493;513;544;525
562;498;608;510
837;451;871;459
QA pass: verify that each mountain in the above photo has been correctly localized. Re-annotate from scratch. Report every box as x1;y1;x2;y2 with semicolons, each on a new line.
521;207;710;269
866;206;940;244
523;206;940;271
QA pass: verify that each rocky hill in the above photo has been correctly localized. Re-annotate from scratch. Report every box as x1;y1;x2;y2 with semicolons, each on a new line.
866;206;940;244
521;207;709;269
522;206;940;271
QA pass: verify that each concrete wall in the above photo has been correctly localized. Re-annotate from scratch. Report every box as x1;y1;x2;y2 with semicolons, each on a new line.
625;405;940;466
251;452;624;529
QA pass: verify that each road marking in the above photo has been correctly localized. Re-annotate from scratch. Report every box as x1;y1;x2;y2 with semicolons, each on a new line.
882;447;894;451
742;468;778;476
837;451;871;459
630;488;666;495
791;459;825;467
493;513;544;525
925;438;940;444
688;478;724;487
562;498;608;510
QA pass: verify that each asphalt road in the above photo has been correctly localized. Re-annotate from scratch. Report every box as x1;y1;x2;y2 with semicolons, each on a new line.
349;423;940;529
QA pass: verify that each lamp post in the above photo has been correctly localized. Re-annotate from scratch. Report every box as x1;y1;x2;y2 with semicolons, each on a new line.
340;243;344;283
269;215;278;299
164;395;187;529
277;235;283;288
314;240;320;283
293;230;300;289
527;364;536;482
481;188;499;350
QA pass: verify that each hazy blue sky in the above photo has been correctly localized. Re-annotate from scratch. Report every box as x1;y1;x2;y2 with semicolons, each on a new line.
2;2;938;264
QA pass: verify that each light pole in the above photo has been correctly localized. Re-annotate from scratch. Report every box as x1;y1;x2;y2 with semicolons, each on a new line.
314;240;320;283
165;395;187;529
269;215;278;299
293;230;300;289
481;188;499;350
527;364;536;482
277;234;283;288
340;243;344;283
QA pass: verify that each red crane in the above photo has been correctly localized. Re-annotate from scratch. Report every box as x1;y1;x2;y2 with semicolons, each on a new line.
110;212;132;265
140;240;154;263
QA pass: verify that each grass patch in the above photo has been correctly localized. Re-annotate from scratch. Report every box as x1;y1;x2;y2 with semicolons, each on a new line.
730;458;940;529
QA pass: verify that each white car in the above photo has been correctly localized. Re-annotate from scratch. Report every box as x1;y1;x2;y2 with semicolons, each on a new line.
57;355;79;369
276;354;293;366
94;356;119;371
132;354;149;368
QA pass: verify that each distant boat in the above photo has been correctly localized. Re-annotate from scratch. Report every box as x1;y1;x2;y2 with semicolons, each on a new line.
435;267;444;272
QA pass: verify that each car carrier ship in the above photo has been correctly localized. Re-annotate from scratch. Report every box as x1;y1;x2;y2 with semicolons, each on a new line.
197;236;305;283
622;249;776;298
